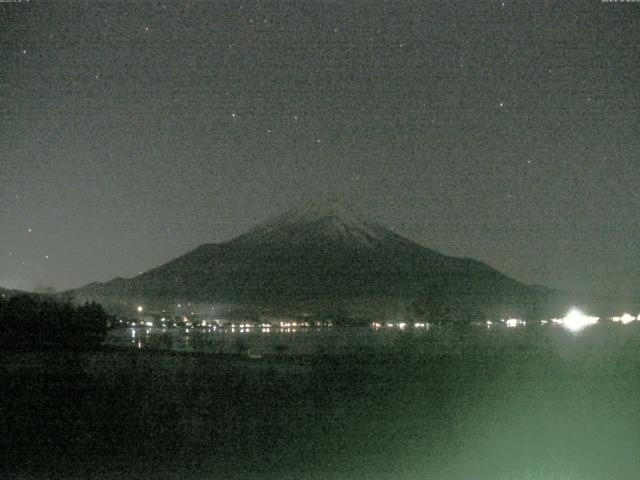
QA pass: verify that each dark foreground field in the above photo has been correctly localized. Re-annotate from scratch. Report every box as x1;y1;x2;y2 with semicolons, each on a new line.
2;326;640;480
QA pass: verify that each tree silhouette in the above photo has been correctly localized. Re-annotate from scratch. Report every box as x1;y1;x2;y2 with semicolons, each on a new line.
0;294;110;350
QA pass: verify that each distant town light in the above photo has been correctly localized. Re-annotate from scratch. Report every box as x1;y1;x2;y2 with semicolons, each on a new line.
612;313;635;325
505;318;524;328
620;313;635;324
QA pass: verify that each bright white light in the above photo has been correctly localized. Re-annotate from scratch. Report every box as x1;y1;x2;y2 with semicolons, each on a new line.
612;313;635;324
137;306;143;313
620;313;635;324
505;318;524;328
562;308;599;333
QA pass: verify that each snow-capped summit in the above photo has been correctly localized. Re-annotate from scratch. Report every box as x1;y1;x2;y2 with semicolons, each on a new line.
230;201;393;249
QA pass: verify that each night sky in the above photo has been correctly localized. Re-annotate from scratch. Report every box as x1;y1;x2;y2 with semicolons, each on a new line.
1;1;639;297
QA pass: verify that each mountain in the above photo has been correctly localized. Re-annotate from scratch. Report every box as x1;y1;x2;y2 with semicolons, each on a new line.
70;203;634;322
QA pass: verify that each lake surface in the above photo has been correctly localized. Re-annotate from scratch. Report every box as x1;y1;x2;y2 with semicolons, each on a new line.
4;324;640;479
106;322;640;357
106;325;438;355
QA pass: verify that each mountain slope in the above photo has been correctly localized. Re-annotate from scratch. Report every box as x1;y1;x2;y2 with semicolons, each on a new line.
0;287;29;299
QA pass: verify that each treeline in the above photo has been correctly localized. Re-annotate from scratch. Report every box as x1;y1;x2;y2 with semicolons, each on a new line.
0;294;110;350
